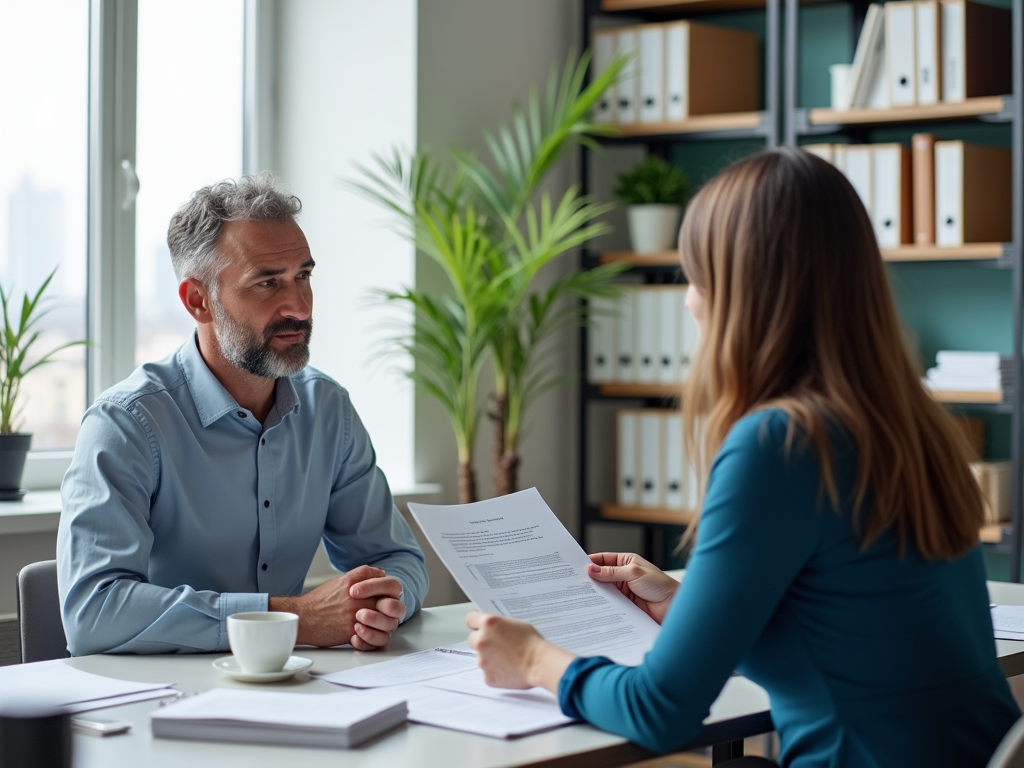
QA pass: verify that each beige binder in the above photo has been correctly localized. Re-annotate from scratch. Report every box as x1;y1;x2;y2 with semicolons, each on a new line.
940;0;1011;103
662;20;758;119
934;141;1011;246
911;133;936;244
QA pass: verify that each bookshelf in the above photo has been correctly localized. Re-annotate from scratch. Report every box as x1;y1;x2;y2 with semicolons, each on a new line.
578;0;1023;574
578;0;780;563
784;0;1023;577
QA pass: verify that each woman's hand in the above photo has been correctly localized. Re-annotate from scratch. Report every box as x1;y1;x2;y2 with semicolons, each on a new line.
466;611;575;693
587;552;679;625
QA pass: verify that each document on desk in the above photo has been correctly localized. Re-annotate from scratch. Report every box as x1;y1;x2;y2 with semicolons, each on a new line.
0;659;175;711
317;643;478;687
992;605;1024;640
408;487;661;665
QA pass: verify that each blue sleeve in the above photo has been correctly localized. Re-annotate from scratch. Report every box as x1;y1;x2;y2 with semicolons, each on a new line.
559;412;823;753
57;400;266;656
322;397;428;620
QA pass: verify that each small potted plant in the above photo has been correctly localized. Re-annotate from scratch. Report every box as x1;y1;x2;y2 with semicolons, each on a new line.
614;155;691;254
0;268;87;499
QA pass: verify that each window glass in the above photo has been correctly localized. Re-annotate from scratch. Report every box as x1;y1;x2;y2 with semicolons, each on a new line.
0;0;89;449
135;0;245;367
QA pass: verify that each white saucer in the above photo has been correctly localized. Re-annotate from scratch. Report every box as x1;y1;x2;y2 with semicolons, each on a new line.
213;655;313;683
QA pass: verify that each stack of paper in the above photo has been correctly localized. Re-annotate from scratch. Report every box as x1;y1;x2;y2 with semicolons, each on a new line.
151;688;408;748
926;351;1006;393
991;606;1024;641
0;659;175;713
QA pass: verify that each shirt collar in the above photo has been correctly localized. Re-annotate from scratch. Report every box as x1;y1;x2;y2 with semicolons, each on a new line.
178;331;301;428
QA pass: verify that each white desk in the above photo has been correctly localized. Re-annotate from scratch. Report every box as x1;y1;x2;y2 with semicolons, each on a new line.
66;601;770;768
62;578;1024;768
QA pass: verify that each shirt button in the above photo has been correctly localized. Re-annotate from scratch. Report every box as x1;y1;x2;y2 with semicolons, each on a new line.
238;411;247;418
261;563;268;571
264;500;270;508
261;438;266;446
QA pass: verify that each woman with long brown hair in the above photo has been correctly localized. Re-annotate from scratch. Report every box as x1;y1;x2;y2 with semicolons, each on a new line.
465;148;1021;766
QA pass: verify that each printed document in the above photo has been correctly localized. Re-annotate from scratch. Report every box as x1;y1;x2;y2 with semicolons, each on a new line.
408;488;661;665
317;643;478;687
0;659;174;711
992;605;1024;640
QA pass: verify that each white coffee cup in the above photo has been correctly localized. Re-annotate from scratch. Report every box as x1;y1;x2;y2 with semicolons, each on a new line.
226;612;299;674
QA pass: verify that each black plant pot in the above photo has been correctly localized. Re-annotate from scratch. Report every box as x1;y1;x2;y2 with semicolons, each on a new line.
0;433;32;497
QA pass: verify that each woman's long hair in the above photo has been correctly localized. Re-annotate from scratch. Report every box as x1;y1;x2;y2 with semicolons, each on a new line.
680;147;982;559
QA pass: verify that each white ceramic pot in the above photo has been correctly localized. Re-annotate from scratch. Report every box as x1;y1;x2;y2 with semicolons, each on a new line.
626;204;682;254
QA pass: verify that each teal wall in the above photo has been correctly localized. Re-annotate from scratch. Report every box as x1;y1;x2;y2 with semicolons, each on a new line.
657;0;1018;578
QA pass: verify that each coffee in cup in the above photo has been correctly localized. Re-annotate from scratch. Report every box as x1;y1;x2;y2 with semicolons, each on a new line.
226;612;299;674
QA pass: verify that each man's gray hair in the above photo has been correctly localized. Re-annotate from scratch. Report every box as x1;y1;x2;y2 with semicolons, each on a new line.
167;173;302;298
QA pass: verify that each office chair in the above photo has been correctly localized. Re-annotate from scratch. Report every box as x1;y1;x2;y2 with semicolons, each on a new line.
989;716;1024;768
16;560;69;663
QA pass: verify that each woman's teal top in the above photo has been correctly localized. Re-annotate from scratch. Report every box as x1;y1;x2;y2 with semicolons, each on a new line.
558;410;1020;767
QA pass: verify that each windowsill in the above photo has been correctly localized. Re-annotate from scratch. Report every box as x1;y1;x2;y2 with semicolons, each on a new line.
0;489;62;535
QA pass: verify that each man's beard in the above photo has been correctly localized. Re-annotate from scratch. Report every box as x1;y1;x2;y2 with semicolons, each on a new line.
213;301;312;379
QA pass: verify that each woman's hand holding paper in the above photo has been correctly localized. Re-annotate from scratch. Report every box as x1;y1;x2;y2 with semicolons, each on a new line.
587;553;679;625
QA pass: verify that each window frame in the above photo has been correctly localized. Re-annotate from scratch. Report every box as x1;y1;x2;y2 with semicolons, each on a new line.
26;0;257;490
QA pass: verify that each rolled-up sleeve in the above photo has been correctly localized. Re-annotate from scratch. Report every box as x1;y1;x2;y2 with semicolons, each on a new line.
57;399;266;656
321;396;428;619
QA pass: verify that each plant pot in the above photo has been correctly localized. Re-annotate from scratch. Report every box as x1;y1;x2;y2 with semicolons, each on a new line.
0;433;32;498
625;204;682;254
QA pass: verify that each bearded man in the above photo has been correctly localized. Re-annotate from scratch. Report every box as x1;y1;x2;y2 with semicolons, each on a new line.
57;174;428;656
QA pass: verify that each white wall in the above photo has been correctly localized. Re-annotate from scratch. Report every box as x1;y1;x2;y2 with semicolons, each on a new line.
274;0;417;491
415;0;584;604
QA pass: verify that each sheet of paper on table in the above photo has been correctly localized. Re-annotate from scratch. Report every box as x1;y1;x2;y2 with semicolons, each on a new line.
408;488;661;665
398;685;576;739
425;668;560;707
992;605;1024;640
317;642;478;687
0;659;175;712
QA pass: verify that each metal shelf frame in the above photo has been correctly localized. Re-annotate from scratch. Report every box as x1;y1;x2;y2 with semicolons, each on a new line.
782;0;1024;578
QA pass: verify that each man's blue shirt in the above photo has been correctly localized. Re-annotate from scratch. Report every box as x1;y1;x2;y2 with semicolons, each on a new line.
57;333;428;656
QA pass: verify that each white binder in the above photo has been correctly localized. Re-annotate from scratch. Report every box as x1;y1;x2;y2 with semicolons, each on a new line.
587;295;615;384
849;4;887;108
615;28;639;124
870;144;905;248
664;413;685;509
617;412;639;506
940;0;965;103
615;289;637;383
935;140;963;246
886;2;917;106
915;1;941;105
802;144;834;164
664;22;688;122
638;25;665;124
680;287;699;380
657;289;681;384
639;412;663;508
636;289;658;383
843;146;873;218
592;30;618;124
832;144;848;175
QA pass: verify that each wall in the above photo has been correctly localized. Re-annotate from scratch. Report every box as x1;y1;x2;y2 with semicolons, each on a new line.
414;0;588;604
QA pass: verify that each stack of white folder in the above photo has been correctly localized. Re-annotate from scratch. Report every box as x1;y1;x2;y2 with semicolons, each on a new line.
591;21;758;126
617;409;697;511
804;140;1011;249
841;0;1010;111
925;350;1006;393
589;286;699;386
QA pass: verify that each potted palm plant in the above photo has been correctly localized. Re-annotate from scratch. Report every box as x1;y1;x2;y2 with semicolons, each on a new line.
614;155;691;254
355;51;628;502
0;268;87;499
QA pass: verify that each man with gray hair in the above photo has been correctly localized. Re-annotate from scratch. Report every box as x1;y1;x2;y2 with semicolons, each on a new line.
58;173;428;656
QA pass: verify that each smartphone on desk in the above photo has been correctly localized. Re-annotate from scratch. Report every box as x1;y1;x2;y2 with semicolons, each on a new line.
70;717;132;737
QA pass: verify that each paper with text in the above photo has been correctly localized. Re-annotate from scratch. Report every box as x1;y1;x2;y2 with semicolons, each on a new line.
408;488;660;665
317;643;478;687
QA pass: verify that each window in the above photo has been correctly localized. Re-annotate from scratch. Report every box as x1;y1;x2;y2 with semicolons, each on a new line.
135;0;245;366
0;0;89;450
